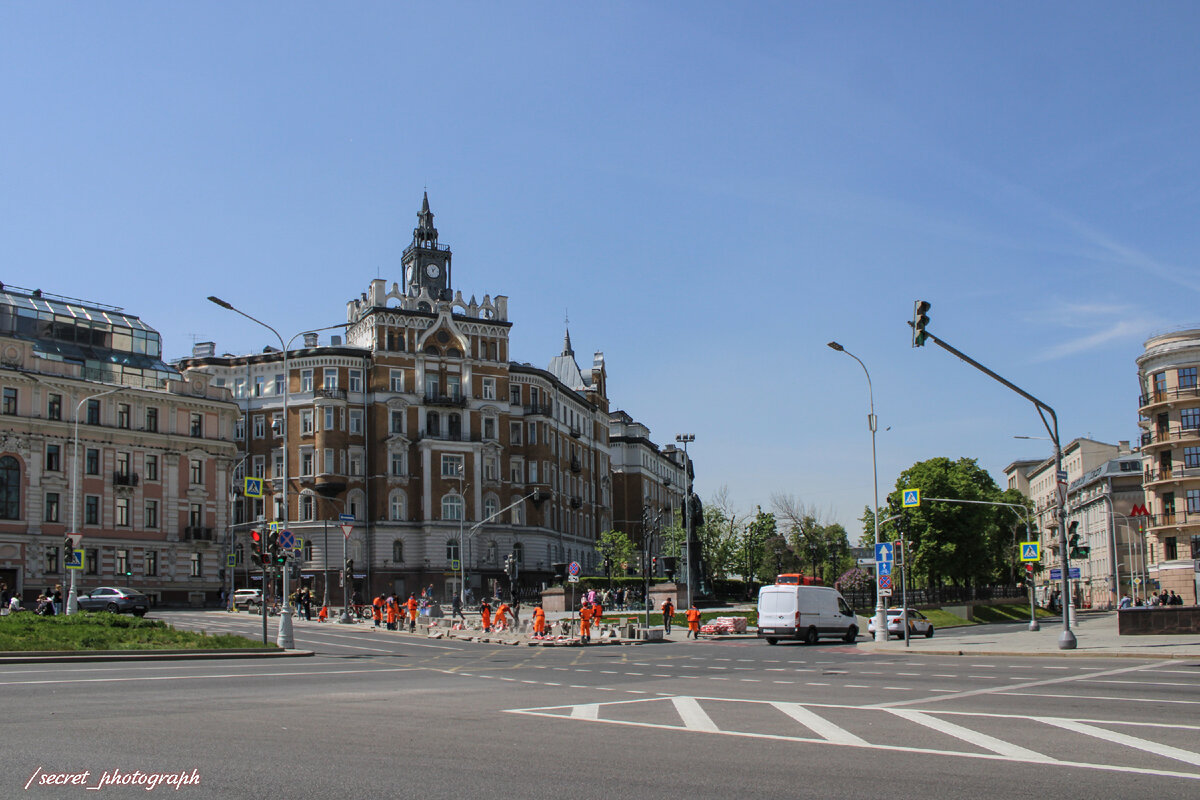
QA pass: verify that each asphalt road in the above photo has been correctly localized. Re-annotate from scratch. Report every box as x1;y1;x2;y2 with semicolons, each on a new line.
4;610;1199;799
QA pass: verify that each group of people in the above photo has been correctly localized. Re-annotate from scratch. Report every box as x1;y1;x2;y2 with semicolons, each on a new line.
479;598;518;632
659;597;703;639
0;583;67;616
372;593;423;631
1120;590;1187;608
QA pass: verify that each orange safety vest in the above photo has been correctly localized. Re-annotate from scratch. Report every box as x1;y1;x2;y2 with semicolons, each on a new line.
481;606;491;628
662;602;674;618
592;603;603;621
496;604;509;625
386;600;397;624
372;596;383;621
406;597;418;619
533;607;545;632
686;608;701;629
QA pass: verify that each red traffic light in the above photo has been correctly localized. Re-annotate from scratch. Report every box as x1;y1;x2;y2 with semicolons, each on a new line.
1025;564;1034;573
251;529;262;543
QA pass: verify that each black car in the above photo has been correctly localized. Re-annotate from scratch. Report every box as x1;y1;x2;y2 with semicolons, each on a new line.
76;587;150;616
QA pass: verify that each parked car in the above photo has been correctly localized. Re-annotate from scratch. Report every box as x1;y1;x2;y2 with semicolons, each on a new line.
233;589;263;610
867;607;934;639
76;587;150;616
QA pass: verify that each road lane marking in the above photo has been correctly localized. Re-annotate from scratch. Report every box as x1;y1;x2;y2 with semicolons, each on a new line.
772;702;868;745
571;703;601;720
1037;717;1200;767
671;696;720;732
1000;691;1200;706
887;709;1053;762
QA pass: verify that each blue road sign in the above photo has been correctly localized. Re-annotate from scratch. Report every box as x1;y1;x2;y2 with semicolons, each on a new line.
878;574;892;591
875;542;894;563
1020;542;1040;562
878;561;892;577
244;477;264;498
339;513;355;523
1049;567;1081;580
902;489;921;508
568;561;581;576
279;529;296;550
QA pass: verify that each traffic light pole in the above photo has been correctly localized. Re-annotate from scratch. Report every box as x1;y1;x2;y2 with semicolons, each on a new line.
912;322;1075;649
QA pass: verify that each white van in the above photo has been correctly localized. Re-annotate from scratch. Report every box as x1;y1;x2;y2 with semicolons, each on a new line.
756;584;859;645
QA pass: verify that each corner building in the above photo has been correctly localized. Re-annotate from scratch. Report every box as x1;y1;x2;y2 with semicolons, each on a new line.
179;196;614;602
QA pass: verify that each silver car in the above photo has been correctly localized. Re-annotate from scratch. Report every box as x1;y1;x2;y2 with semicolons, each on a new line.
868;607;934;639
76;587;150;616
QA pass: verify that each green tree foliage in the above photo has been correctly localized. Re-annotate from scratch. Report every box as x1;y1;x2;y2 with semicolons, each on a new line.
772;493;853;584
742;507;777;586
696;502;745;581
597;529;636;574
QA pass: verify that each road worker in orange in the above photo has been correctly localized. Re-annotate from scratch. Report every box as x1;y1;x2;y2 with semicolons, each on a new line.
318;604;329;623
406;594;419;632
579;600;593;644
592;598;603;626
686;603;702;639
372;594;383;628
495;601;511;631
385;596;398;630
480;600;492;632
532;602;546;638
661;597;675;634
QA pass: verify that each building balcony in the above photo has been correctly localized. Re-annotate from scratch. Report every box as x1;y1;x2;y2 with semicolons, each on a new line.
1140;426;1200;449
314;388;347;401
416;430;480;443
1139;385;1200;411
112;471;140;487
182;526;215;541
1141;510;1200;531
569;457;582;473
424;392;467;407
569;426;582;439
1144;465;1200;486
524;403;553;417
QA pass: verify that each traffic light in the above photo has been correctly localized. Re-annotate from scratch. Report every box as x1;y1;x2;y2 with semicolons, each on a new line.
1067;521;1090;560
662;556;677;582
250;530;264;567
267;530;286;566
651;555;658;574
604;557;612;577
912;300;931;347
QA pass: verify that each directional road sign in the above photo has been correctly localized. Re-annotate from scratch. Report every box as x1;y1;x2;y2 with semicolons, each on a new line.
875;542;894;563
244;477;264;498
1049;567;1081;580
339;513;355;523
902;489;921;508
1020;542;1041;562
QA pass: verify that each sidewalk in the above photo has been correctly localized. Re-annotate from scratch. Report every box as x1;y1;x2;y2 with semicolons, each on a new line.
856;611;1200;659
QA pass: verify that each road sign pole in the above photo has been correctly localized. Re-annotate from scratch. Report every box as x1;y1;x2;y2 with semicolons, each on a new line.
339;523;353;624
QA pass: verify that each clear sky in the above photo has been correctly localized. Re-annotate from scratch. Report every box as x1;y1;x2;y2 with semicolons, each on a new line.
4;2;1199;537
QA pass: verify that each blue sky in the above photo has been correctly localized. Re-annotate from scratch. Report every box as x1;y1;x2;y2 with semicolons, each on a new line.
4;2;1199;537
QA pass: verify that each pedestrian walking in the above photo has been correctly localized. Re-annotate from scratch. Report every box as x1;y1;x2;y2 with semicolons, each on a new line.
451;594;466;623
661;597;675;634
685;603;701;639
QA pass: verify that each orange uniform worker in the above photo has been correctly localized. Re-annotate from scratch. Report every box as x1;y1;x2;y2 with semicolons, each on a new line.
686;604;702;639
318;605;329;623
579;601;593;644
406;595;418;632
591;600;603;625
385;597;398;630
495;602;510;631
372;595;383;628
480;600;492;632
532;603;546;638
661;598;675;634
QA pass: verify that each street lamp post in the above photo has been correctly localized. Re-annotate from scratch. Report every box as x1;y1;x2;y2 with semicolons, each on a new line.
208;295;349;649
68;386;128;614
675;433;695;607
827;342;887;643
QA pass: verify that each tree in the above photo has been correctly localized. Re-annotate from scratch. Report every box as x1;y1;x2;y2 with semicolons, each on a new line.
772;494;851;582
597;529;636;577
697;486;747;581
742;506;777;587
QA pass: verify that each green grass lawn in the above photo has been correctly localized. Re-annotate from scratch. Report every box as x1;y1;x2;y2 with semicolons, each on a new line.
0;612;277;652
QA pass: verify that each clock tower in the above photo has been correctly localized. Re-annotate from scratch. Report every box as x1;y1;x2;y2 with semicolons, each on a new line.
402;192;452;300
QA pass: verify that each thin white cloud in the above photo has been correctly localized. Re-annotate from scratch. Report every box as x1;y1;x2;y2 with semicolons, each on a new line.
1032;318;1150;362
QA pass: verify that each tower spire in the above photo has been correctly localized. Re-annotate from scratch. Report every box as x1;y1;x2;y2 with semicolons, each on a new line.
413;191;438;248
563;309;574;356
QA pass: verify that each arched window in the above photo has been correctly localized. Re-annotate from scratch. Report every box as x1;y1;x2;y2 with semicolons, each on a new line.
347;489;366;521
446;539;460;561
441;494;463;521
483;496;499;521
486;540;497;564
393;539;404;563
389;491;405;521
4;455;27;518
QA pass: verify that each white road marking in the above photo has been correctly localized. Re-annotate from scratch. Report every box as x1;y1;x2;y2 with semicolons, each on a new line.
671;696;720;732
1038;717;1200;767
772;702;868;745
887;709;1053;762
571;703;601;720
1001;691;1200;706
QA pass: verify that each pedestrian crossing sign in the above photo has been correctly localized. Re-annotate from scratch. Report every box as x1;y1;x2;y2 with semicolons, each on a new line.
902;489;921;508
1020;542;1040;562
244;477;264;498
226;554;236;567
65;548;84;570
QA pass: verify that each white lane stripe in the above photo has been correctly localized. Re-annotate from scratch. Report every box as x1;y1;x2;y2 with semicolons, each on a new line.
887;709;1054;762
772;702;867;745
1001;691;1200;706
571;703;601;720
1037;717;1200;767
671;696;720;732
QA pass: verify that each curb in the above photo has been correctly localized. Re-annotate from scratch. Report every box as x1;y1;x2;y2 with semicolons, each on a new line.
855;645;1200;660
0;648;313;664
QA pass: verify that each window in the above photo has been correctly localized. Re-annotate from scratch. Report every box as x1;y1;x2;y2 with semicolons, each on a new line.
513;542;523;564
482;377;496;400
0;456;19;519
45;444;61;472
84;495;99;525
349;370;363;393
47;393;62;420
349;451;363;477
1183;407;1200;430
1;387;16;415
510;422;522;445
145;407;158;432
301;450;314;476
528;422;537;445
441;454;464;478
510;458;523;483
484;456;498;481
448;413;461;439
1188;489;1200;514
252;455;265;479
529;461;538;483
323;448;334;474
393;539;405;562
442;494;464;521
273;451;283;478
300;494;314;521
188;412;202;437
484;496;498;520
323;368;338;391
234;417;245;440
234;378;247;398
427;411;440;436
86;399;100;424
145;500;158;529
510;386;521;405
1187;447;1200;469
190;552;203;578
390;452;406;476
390;492;405;521
1181;368;1198;389
116;497;130;527
44;492;60;523
349;409;363;435
301;369;314;392
253;415;265;439
254;376;266;397
116;549;129;576
272;412;283;437
425;374;439;399
190;459;203;485
145;455;158;481
1165;536;1178;561
301;409;314;435
446;539;460;561
85;548;99;575
116;452;130;478
447;375;461;400
146;550;158;576
188;503;202;527
390;369;404;392
391;410;404;434
85;448;99;475
45;546;60;573
117;403;131;429
324;407;335;431
483;417;496;440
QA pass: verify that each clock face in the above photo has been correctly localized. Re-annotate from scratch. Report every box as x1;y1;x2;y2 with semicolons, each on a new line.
426;263;441;279
405;265;414;285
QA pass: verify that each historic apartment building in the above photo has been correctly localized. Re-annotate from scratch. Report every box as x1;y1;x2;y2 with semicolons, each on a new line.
179;195;619;602
1137;329;1200;604
609;409;689;552
0;285;238;605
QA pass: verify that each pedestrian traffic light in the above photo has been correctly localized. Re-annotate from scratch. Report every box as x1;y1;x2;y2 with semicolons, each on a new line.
250;530;264;567
267;530;286;566
912;300;931;347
